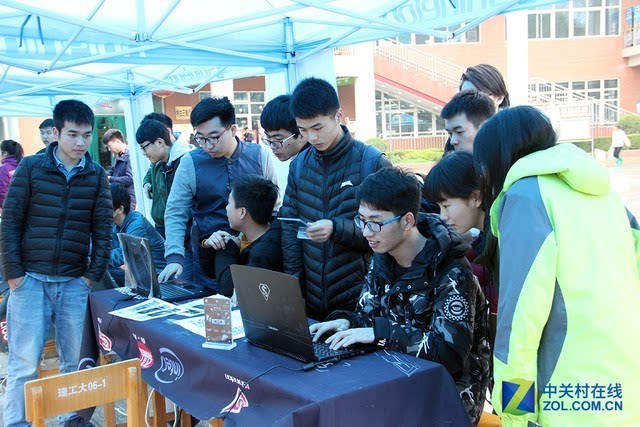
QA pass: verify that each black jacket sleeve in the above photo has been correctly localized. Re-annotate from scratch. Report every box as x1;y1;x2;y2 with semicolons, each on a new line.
0;160;31;280
215;240;241;298
280;160;304;280
85;166;113;282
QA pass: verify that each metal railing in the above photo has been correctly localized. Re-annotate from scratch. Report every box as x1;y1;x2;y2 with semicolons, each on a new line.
528;77;639;124
333;46;355;56
373;39;464;89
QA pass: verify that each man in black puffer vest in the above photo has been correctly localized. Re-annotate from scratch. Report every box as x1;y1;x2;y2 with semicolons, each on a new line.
0;100;112;427
280;78;392;320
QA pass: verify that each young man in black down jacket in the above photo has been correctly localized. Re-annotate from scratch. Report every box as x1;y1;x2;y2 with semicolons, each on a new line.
0;100;112;427
206;175;282;297
311;167;490;425
280;77;392;321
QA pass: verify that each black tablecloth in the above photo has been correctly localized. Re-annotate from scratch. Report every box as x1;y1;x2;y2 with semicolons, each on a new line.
79;289;470;427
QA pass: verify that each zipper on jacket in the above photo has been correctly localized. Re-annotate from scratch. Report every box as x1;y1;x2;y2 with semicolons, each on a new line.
321;161;329;314
53;180;71;276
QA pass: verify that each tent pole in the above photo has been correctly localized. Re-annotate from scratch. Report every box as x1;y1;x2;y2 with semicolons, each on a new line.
291;0;448;38
192;67;228;93
148;0;181;39
123;92;153;219
0;0;133;39
295;0;407;63
165;39;288;64
452;0;521;39
0;65;135;99
44;0;106;72
284;18;296;92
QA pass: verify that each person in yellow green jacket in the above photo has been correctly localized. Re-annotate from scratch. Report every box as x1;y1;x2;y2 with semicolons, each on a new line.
473;105;640;426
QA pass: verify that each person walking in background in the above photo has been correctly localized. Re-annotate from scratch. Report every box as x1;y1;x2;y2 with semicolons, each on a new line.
103;128;136;209
611;123;631;166
0;140;23;211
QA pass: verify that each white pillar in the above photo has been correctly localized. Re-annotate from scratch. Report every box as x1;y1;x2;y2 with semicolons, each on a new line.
123;93;154;219
506;11;529;106
209;79;235;99
353;43;376;141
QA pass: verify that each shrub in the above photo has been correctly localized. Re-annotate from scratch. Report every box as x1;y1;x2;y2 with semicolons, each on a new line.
619;116;640;134
365;137;387;151
386;148;444;164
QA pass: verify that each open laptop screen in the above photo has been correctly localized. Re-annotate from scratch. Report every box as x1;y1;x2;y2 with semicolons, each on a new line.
117;233;156;297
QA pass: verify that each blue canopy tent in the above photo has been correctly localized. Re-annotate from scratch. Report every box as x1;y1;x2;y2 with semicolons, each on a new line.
0;0;560;212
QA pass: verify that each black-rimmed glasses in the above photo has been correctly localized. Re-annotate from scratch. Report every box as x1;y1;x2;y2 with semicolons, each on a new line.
262;133;296;149
194;125;231;147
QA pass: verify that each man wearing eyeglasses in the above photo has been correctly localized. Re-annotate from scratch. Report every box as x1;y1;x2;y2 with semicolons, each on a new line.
259;95;310;193
310;167;490;426
158;97;279;290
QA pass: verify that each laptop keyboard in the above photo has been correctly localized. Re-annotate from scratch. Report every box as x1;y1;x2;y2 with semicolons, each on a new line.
313;341;352;359
159;283;193;298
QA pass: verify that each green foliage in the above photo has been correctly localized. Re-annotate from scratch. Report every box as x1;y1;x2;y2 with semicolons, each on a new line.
386;148;444;164
365;137;388;151
572;133;640;152
619;116;640;134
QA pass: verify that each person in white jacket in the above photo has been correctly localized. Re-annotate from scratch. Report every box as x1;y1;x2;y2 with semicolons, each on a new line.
611;123;631;166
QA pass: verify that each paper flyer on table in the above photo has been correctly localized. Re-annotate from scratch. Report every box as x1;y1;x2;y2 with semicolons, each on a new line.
170;310;245;339
109;298;183;321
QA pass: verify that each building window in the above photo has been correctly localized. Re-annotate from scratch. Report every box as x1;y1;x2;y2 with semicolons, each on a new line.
529;78;619;122
389;24;480;45
375;90;446;137
527;0;619;39
198;91;211;101
233;91;264;130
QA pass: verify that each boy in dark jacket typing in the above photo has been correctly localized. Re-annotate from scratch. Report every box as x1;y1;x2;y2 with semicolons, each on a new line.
311;167;490;425
0;100;112;427
204;175;282;297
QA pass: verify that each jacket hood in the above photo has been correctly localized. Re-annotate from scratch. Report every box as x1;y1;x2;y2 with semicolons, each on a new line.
490;143;610;234
167;141;192;165
375;213;470;290
2;155;18;167
503;143;609;196
416;213;470;267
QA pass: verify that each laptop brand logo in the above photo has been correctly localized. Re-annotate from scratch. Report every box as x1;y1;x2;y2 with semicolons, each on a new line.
259;283;270;301
154;348;184;384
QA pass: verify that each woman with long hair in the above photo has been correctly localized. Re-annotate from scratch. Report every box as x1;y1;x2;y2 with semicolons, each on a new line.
444;64;509;154
0;139;23;209
474;105;640;426
460;63;510;110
